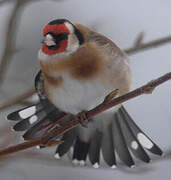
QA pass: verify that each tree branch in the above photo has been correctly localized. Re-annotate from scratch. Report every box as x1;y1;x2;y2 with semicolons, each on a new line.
125;35;171;54
0;72;170;157
0;0;22;86
0;0;64;86
133;32;145;47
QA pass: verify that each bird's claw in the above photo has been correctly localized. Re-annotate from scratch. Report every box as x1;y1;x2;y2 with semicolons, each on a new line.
104;89;119;103
77;111;89;127
143;80;156;94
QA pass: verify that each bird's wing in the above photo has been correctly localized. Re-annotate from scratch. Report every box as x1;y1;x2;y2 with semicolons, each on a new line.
7;71;67;140
75;23;127;58
35;70;47;101
86;25;131;95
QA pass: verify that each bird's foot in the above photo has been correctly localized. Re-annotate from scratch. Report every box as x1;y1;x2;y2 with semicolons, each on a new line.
77;111;89;127
144;81;156;94
144;86;155;94
103;89;119;103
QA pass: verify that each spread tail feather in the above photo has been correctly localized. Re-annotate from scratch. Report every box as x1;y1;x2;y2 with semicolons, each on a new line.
7;103;163;167
7;100;66;140
7;100;56;131
55;128;77;157
72;137;90;162
119;107;163;156
112;113;135;167
88;130;102;166
12;106;55;131
101;123;116;167
7;102;44;121
70;106;163;167
117;108;151;163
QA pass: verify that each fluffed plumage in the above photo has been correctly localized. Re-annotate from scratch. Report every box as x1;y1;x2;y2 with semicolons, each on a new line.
7;19;163;168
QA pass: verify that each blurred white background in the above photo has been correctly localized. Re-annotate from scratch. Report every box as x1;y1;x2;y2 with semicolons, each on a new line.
0;0;171;179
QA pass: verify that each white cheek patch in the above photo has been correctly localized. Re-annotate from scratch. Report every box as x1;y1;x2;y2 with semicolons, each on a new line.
137;133;154;149
65;22;74;33
19;106;36;119
38;48;72;62
66;34;79;53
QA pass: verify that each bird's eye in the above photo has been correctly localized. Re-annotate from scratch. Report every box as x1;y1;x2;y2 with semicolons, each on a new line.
51;33;68;42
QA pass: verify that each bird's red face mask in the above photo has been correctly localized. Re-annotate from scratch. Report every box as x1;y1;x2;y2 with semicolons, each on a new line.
42;24;70;55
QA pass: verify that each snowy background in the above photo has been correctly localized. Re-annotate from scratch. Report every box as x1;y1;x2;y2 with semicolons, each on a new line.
0;0;171;179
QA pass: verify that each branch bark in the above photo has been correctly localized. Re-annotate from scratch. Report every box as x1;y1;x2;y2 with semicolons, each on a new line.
125;35;171;54
0;72;170;157
133;32;145;47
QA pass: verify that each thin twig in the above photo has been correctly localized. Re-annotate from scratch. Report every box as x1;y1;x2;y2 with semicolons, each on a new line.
0;89;35;111
133;32;145;47
0;0;22;86
0;72;170;157
125;35;171;54
0;0;64;110
0;0;63;85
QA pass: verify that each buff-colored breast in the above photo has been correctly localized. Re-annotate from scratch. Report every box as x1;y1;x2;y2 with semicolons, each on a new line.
40;42;106;82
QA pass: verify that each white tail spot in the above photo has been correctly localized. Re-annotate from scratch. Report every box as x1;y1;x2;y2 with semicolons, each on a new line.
137;133;153;149
65;22;74;33
54;153;61;160
93;163;99;168
72;159;79;165
29;115;38;124
79;160;86;166
19;106;36;119
111;165;117;169
131;141;138;150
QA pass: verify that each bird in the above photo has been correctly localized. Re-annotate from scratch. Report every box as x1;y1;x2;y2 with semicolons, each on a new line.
7;19;163;168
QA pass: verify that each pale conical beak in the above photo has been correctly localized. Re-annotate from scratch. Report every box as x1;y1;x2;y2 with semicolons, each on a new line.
43;34;56;46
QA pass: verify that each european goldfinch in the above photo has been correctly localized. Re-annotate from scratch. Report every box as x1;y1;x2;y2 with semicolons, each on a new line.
7;19;163;168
